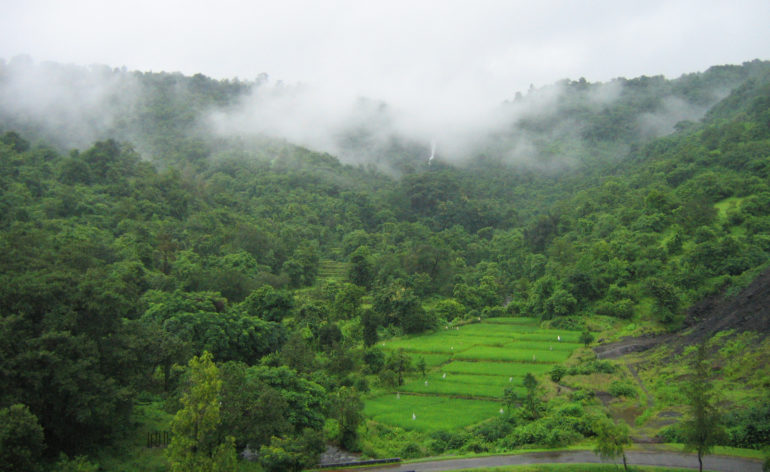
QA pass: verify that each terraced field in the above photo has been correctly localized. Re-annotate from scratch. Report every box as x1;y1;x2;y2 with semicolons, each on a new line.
365;318;581;432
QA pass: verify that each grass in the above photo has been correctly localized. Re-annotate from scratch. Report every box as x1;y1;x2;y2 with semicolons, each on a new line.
400;373;527;398
381;335;479;353
443;361;555;377
407;352;452;367
364;394;503;432
714;196;744;219
503;341;582;352
455;346;572;363
368;318;582;431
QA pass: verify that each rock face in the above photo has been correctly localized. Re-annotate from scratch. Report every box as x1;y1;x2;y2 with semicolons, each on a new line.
596;268;770;359
318;445;361;466
685;268;770;342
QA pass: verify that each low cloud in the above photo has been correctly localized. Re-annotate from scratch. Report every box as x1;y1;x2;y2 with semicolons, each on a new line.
0;56;139;150
0;57;741;173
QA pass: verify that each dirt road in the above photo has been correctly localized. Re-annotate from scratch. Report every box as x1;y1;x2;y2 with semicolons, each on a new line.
354;449;763;472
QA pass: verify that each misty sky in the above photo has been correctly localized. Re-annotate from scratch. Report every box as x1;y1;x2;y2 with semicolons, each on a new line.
2;0;769;159
3;1;769;106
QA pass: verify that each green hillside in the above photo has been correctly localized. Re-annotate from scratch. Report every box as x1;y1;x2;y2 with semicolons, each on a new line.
1;59;770;470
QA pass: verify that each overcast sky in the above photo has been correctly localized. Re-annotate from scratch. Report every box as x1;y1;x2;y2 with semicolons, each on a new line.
2;0;769;119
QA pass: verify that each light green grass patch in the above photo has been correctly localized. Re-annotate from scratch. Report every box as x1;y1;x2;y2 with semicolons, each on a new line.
456;346;571;363
443;361;554;377
407;352;451;367
400;377;523;398
448;324;543;337
401;372;528;398
503;341;581;352
364;394;503;432
381;334;478;353
714;196;744;219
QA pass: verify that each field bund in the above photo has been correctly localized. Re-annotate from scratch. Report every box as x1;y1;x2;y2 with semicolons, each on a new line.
364;317;581;432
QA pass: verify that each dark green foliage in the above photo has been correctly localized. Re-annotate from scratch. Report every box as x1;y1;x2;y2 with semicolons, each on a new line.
141;290;285;363
258;428;324;472
348;246;374;288
363;347;385;374
318;322;343;351
241;285;294;322
0;404;44;472
724;402;770;449
550;365;567;383
645;277;681;324
0;131;30;152
374;281;434;333
331;387;364;450
361;309;379;347
580;329;595;347
523;373;541;420
247;366;327;432
218;362;290;449
384;349;412;387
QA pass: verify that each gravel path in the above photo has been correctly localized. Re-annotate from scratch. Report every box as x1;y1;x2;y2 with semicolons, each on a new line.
355;449;763;472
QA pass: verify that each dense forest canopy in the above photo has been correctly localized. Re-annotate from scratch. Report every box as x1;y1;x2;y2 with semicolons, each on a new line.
1;58;770;470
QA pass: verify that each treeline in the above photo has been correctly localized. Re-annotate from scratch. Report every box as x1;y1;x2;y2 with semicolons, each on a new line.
1;59;770;469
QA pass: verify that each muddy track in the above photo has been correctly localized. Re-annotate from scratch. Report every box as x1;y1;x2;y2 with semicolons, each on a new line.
626;361;653;408
355;449;763;472
593;334;673;360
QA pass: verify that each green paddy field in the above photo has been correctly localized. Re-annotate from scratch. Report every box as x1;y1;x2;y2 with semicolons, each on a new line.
365;318;581;432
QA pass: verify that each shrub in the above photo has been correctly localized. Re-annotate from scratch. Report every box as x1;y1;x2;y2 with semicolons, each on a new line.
473;417;514;442
608;381;637;398
595;299;635;319
570;389;596;402
546;427;581;447
550;365;567;383
400;442;423;459
547;316;583;330
481;306;506;318
461;437;490;453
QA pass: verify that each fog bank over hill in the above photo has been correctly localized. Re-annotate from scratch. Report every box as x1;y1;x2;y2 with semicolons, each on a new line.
0;57;764;171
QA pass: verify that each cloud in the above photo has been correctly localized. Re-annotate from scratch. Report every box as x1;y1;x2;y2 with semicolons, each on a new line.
0;57;139;149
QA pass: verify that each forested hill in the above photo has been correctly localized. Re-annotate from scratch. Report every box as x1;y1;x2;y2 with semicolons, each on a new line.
1;59;770;469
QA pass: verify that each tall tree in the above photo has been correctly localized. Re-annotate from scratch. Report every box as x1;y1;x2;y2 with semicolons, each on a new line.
166;352;237;472
682;342;724;472
332;387;364;450
522;373;540;419
593;418;631;472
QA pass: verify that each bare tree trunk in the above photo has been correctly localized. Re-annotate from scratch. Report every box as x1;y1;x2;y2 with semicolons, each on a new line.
623;453;628;471
698;450;703;472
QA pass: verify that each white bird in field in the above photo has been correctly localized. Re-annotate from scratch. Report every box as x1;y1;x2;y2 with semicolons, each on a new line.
557;335;561;342
412;412;416;420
